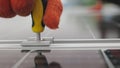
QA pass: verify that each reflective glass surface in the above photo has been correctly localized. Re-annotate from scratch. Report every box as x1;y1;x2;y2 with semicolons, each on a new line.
16;50;107;68
0;50;26;68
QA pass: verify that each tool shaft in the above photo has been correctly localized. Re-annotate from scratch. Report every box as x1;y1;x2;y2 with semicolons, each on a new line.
36;33;41;41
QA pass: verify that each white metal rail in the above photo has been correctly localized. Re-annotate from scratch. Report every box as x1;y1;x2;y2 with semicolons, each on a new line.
0;39;120;50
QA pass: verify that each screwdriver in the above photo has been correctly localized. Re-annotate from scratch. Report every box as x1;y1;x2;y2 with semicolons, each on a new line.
31;0;47;41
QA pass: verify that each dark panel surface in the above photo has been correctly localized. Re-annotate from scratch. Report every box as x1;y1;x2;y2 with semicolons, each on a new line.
19;50;107;68
0;50;26;68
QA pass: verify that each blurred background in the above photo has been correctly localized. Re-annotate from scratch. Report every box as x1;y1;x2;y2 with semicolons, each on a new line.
0;0;120;40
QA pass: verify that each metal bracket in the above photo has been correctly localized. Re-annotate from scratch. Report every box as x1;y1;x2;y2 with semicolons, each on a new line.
21;37;54;47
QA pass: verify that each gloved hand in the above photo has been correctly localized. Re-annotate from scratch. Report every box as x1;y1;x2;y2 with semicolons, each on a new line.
10;0;35;16
43;0;63;29
0;0;16;18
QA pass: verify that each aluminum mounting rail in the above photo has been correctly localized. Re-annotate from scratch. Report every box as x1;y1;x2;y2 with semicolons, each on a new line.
0;39;120;50
0;39;120;44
